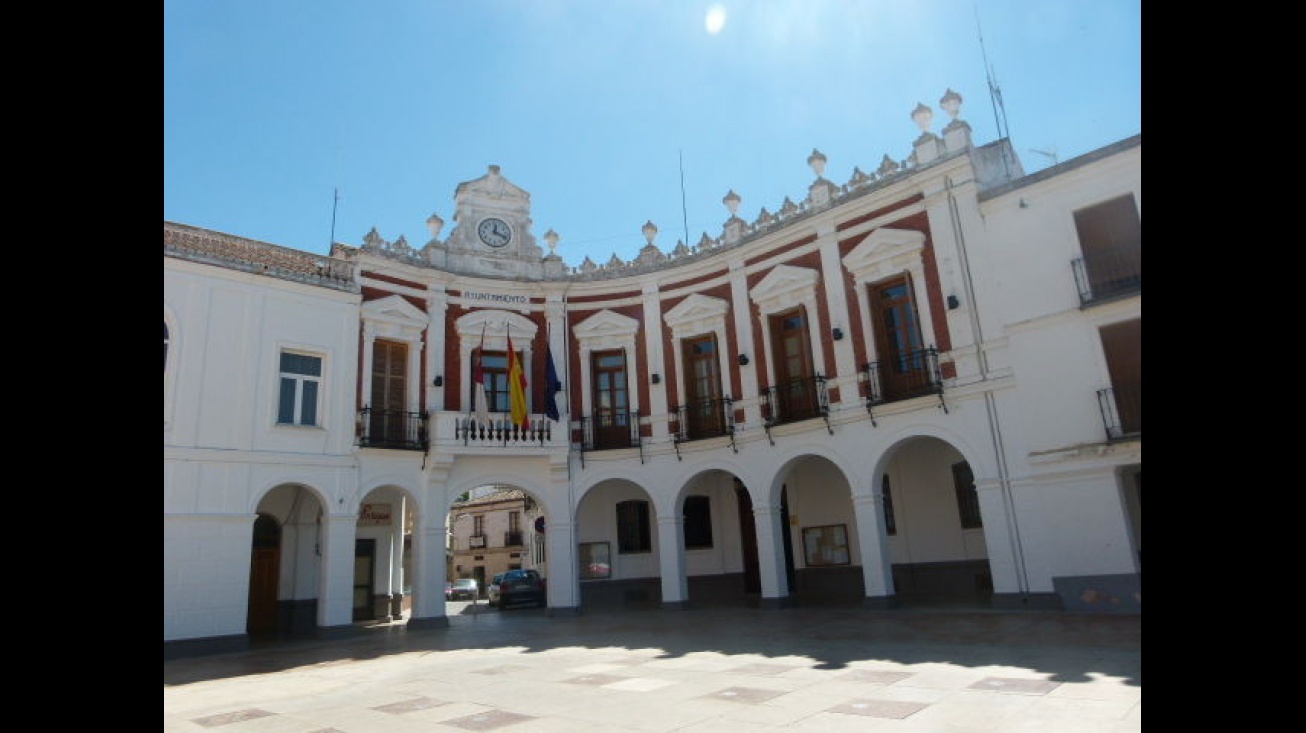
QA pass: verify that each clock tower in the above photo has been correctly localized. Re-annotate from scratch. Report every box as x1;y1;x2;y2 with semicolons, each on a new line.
426;164;563;279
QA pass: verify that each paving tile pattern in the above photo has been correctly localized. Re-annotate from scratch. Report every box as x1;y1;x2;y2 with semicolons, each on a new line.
165;606;1140;732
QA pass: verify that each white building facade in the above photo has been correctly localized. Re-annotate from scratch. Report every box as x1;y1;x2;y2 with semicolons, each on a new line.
164;89;1140;656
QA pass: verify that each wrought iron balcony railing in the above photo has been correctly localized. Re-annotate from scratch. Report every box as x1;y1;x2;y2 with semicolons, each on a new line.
580;410;642;451
671;397;737;457
760;376;829;429
671;397;735;443
859;347;946;425
1097;384;1141;442
1072;246;1141;306
357;407;428;451
504;530;523;547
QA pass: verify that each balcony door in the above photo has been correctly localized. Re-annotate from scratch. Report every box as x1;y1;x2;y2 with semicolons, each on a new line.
870;275;925;399
1074;194;1141;295
683;334;723;438
769;307;817;420
370;339;408;443
591;349;630;448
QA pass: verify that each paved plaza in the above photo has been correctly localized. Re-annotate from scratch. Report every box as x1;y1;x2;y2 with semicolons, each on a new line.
164;603;1141;732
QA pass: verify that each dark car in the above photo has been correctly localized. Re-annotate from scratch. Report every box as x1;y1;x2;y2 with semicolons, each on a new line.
494;569;546;609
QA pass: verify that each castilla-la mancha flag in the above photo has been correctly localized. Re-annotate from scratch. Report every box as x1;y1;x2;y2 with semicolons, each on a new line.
507;332;529;429
472;327;490;427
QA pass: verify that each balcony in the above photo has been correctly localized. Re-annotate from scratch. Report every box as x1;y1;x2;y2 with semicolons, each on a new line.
1073;246;1141;306
671;397;735;443
761;376;829;428
455;416;554;446
357;407;428;451
504;530;523;547
580;411;642;451
859;348;946;424
1097;384;1141;442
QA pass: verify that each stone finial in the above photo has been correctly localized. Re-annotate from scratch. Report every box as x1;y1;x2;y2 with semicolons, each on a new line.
807;148;827;178
722;189;741;216
426;213;445;240
543;228;559;255
779;196;799;218
939;89;963;120
487;164;501;176
847;166;871;189
363;227;384;249
912;103;934;133
642;220;658;245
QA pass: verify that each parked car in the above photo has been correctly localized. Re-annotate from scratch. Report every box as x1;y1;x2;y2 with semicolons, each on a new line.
494;569;546;609
444;581;453;600
449;578;479;601
486;572;506;607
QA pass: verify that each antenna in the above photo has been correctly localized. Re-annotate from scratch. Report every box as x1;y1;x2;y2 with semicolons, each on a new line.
329;187;340;251
1029;147;1058;166
976;4;1011;177
679;149;689;247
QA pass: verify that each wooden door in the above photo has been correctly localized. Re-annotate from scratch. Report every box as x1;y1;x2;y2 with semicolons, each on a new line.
591;349;630;448
870;275;925;399
370;340;408;443
246;513;280;635
683;334;722;438
769;307;817;420
353;539;376;621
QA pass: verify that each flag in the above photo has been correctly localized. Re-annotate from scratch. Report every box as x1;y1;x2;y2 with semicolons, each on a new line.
507;332;529;429
544;343;562;422
472;326;490;427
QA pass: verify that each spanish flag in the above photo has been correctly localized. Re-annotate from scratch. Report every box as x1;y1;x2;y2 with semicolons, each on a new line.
507;332;529;429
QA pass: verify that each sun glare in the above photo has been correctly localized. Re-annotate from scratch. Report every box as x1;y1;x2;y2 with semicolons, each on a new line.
705;5;727;35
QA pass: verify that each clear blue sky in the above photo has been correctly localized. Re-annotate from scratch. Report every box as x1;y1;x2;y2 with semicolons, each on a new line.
164;1;1140;268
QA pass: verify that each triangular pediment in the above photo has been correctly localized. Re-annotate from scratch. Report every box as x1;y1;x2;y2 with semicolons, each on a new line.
574;309;640;338
842;228;926;277
362;294;428;326
750;264;819;304
664;294;728;327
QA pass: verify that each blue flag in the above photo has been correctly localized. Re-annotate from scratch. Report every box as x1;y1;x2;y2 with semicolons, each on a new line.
545;344;562;421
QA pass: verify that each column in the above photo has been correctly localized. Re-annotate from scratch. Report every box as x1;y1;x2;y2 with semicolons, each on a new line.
851;492;896;607
656;513;688;608
407;517;451;629
427;285;448;411
317;513;358;632
545;518;581;614
751;504;790;606
388;495;406;619
728;260;760;426
817;224;858;404
642;283;669;443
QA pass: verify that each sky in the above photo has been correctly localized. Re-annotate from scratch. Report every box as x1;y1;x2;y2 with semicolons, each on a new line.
164;1;1141;269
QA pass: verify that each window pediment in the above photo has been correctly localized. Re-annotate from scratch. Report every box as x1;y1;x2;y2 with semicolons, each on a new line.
455;309;538;342
750;264;819;315
362;295;428;342
842;228;926;282
664;294;728;340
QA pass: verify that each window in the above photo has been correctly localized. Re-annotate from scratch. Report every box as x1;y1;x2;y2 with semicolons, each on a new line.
881;475;897;536
473;515;484;536
683;495;713;549
616;499;651;553
1073;194;1141;298
952;461;982;529
592;349;632;449
277;351;322;426
509;511;520;532
477;350;511;412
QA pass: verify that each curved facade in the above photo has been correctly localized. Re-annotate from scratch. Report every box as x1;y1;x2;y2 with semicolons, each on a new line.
165;91;1141;654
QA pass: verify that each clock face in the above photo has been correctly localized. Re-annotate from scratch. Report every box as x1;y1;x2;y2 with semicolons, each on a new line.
477;217;512;248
